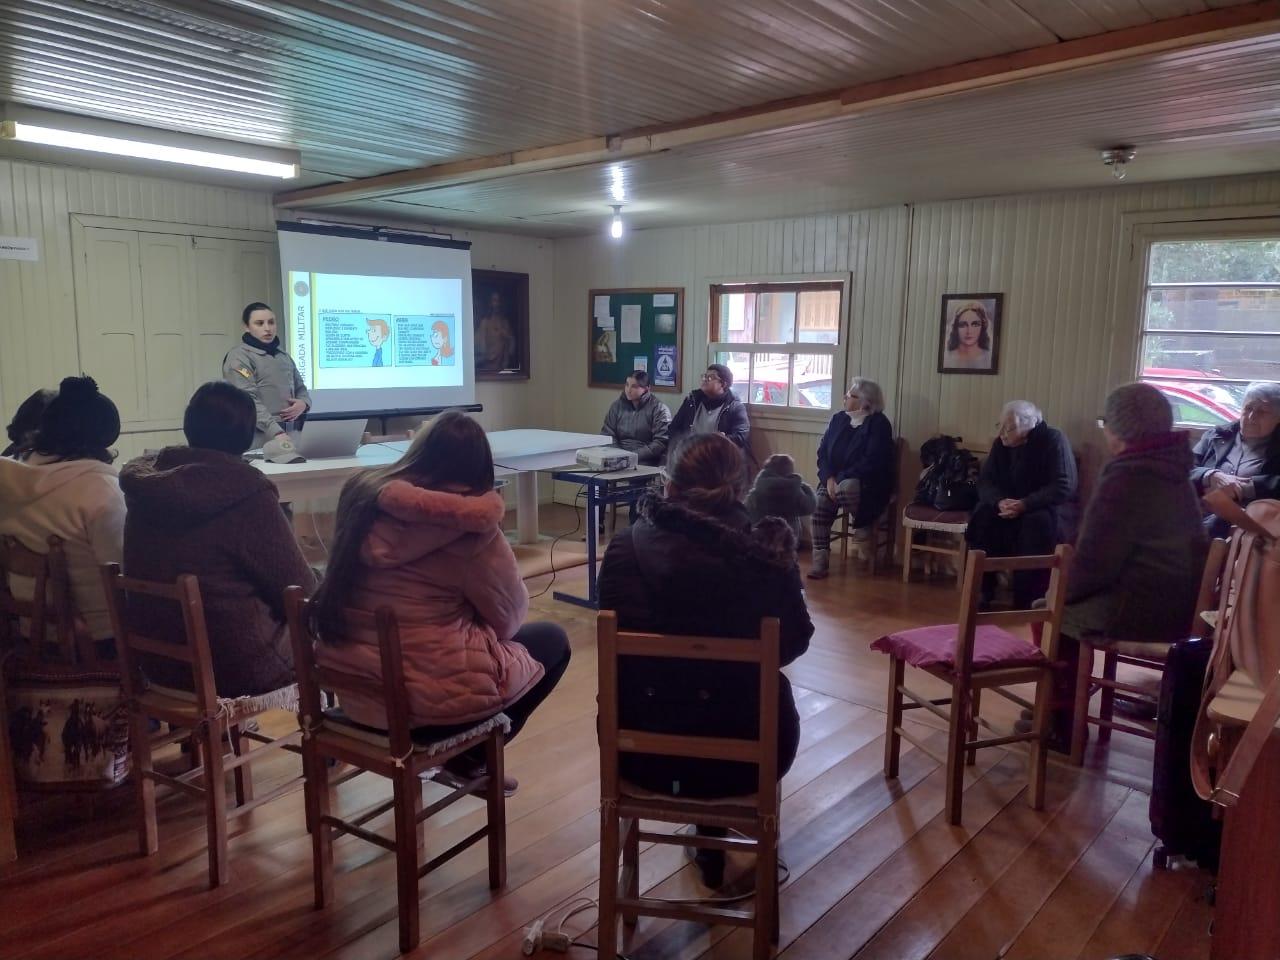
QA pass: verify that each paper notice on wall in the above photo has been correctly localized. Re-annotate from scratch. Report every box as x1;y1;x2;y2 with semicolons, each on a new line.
593;295;611;319
653;293;675;307
620;304;642;342
0;236;39;262
621;312;642;343
654;345;676;387
597;315;615;330
632;356;648;372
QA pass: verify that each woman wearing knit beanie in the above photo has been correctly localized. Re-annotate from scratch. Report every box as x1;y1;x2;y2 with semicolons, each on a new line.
0;376;126;645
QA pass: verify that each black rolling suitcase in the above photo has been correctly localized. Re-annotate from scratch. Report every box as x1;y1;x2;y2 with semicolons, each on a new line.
1150;636;1221;869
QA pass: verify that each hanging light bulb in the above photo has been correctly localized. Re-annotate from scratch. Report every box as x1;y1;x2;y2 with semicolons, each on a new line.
610;204;624;240
609;165;626;203
1100;147;1136;182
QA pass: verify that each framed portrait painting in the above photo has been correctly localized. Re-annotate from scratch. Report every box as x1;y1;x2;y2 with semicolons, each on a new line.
938;293;1002;375
472;269;531;380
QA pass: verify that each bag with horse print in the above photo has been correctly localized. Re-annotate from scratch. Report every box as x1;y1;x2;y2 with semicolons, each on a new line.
5;667;129;788
1191;492;1280;808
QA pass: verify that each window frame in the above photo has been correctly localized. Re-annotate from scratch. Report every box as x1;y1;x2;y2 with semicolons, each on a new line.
1119;211;1280;429
707;274;850;423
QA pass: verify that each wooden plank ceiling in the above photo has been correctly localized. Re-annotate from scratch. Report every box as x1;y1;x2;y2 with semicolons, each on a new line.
0;0;1275;235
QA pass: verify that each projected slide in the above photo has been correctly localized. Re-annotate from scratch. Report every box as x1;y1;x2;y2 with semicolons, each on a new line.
287;271;463;393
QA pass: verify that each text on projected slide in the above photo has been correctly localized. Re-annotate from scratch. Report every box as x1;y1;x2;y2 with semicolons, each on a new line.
288;271;463;393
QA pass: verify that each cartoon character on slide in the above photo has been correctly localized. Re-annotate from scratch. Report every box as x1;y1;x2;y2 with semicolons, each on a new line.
430;321;455;366
366;318;390;367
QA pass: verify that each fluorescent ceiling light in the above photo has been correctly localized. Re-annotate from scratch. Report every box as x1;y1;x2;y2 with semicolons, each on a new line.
609;164;626;203
0;108;299;179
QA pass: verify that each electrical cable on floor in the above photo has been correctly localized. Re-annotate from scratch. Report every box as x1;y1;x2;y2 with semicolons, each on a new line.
527;486;588;599
522;828;789;955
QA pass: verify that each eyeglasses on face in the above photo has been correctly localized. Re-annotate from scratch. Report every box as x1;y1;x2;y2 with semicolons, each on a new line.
701;372;722;383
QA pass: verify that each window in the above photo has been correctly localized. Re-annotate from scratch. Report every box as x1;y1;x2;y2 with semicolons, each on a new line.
1138;237;1280;427
709;280;843;412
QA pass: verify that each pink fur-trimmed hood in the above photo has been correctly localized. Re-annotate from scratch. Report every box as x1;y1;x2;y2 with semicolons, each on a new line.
362;482;507;568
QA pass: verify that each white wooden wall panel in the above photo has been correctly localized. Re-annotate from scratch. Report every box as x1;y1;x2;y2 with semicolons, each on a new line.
553;172;1280;485
1;160;557;468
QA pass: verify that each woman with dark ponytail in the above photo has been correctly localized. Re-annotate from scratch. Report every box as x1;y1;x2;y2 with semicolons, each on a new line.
0;376;125;644
596;433;814;888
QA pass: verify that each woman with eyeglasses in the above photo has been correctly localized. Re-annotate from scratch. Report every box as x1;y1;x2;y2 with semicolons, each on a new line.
808;377;894;580
943;303;994;371
666;364;750;457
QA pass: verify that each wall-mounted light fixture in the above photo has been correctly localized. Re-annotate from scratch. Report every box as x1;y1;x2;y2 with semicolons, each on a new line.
610;204;624;240
0;103;300;179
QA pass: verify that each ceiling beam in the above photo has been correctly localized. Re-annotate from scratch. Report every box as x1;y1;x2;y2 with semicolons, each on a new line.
275;0;1280;209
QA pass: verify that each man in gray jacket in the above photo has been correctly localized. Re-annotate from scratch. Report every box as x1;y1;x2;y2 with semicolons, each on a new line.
600;371;671;466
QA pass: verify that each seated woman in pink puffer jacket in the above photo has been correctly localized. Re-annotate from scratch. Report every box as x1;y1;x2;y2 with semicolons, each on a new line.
312;411;570;794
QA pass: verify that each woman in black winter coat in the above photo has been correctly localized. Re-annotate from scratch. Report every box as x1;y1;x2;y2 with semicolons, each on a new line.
597;432;814;887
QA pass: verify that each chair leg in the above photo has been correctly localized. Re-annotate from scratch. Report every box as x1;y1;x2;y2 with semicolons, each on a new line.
754;821;779;960
1029;671;1053;811
131;711;159;857
840;513;850;561
955;539;968;591
621;817;640;928
967;688;982;767
597;803;621;960
944;683;969;826
0;678;19;864
392;767;423;953
484;731;507;890
202;718;229;888
901;528;913;584
306;743;333;908
884;656;905;779
1071;640;1093;767
229;722;253;807
1098;651;1118;745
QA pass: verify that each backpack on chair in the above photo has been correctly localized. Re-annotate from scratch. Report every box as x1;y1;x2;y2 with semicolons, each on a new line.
1191;492;1280;808
913;435;979;512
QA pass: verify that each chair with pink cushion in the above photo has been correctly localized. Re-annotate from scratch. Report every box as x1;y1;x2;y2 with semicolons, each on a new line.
873;544;1072;825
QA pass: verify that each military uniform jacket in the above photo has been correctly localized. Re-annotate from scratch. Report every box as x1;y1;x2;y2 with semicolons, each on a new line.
223;340;312;448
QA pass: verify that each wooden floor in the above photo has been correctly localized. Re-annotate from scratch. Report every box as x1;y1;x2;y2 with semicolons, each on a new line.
0;506;1214;960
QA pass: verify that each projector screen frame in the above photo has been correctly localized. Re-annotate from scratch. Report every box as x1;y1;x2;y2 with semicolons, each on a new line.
277;219;472;252
275;219;477;418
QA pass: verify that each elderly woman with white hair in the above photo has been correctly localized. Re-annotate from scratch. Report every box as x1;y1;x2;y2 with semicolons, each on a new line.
1190;380;1280;538
808;377;895;580
965;400;1077;607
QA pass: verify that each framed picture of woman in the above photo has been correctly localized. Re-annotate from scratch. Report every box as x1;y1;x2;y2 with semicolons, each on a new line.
938;293;1002;375
472;269;531;381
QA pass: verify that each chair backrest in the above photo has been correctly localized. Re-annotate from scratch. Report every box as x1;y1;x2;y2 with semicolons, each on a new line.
0;535;92;665
284;587;414;758
596;611;781;810
953;545;1073;673
100;564;219;713
1192;537;1230;634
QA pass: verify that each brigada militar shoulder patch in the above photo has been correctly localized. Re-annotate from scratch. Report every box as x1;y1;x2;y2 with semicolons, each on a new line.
236;366;252;379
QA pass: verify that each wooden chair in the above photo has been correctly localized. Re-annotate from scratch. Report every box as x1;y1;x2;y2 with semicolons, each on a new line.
284;587;508;954
596;611;781;960
1069;537;1230;766
876;545;1072;825
0;534;103;667
829;490;898;575
100;564;305;888
0;536;120;861
900;505;972;588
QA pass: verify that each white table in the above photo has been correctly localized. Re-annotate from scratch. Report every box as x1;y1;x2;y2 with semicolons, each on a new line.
254;428;610;544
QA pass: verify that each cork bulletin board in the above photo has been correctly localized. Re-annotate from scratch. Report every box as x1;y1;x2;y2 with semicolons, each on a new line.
588;287;684;392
